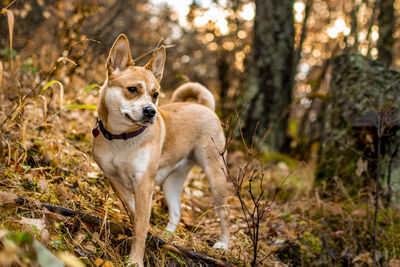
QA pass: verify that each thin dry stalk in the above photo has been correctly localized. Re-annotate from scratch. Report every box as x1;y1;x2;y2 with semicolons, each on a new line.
6;9;14;67
133;44;175;63
220;108;282;266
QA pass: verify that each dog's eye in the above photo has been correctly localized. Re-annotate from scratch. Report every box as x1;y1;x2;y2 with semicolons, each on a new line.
152;92;159;99
127;86;138;94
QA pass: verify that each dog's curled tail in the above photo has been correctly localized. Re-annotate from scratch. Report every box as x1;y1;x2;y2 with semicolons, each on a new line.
171;82;215;111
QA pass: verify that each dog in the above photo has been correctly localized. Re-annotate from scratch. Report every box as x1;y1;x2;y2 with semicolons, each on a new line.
92;34;229;266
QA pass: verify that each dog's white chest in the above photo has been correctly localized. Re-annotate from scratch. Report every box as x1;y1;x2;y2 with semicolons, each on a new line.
94;139;151;189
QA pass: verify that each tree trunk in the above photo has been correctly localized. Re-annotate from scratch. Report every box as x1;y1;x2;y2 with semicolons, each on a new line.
377;0;394;66
243;0;295;152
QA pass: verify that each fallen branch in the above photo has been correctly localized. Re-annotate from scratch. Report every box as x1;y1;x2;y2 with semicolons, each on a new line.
12;195;235;267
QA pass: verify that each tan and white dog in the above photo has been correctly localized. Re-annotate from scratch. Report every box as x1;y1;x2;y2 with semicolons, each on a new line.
92;34;229;266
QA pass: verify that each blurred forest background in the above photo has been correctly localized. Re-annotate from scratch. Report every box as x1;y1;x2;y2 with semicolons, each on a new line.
0;0;400;266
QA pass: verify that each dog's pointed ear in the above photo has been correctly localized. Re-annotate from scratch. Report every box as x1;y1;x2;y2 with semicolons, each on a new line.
145;46;166;82
107;34;134;75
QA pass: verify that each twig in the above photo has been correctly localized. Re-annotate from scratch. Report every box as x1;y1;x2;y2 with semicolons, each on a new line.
133;44;175;63
220;107;277;266
13;196;235;267
1;0;16;10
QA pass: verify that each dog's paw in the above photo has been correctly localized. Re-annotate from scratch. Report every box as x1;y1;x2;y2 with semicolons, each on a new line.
126;258;143;267
212;241;229;250
165;223;177;233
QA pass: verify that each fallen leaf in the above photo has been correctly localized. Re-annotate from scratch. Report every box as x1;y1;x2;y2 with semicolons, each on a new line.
37;178;48;192
329;204;343;216
19;217;46;231
94;258;104;266
87;172;99;179
351;209;367;217
0;191;17;205
73;233;86;245
83;241;97;254
55;184;72;202
103;261;114;267
389;259;400;267
57;252;85;267
352;252;372;265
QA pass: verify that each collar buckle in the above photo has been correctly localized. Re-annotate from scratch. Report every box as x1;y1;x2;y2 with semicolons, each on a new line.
104;132;113;141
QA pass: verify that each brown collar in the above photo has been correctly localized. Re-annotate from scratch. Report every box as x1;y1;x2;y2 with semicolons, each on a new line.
92;119;147;141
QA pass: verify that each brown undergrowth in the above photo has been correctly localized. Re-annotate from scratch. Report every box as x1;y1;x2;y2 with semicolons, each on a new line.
0;26;400;267
0;44;283;266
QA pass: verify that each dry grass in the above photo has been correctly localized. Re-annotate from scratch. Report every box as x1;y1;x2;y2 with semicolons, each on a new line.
0;49;282;266
0;21;399;267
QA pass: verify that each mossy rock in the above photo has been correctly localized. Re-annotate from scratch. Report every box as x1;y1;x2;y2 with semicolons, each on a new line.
316;54;400;191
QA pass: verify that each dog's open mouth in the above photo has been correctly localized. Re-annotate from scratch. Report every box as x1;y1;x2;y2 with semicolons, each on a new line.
124;113;137;123
124;113;154;125
139;118;154;125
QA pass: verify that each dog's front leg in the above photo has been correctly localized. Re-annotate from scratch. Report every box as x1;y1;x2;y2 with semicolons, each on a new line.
128;177;154;267
109;180;136;224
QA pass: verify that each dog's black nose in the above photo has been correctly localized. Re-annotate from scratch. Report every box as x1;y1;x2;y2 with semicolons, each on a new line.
143;106;156;118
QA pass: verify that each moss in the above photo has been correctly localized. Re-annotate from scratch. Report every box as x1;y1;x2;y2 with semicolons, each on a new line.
302;231;323;254
262;151;298;168
316;54;400;191
288;119;299;140
298;231;324;264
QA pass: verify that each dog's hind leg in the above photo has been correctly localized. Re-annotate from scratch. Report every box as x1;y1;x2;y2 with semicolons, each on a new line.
162;160;194;232
194;144;230;250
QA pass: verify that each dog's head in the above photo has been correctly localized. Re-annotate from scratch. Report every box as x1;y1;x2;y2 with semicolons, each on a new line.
99;34;166;132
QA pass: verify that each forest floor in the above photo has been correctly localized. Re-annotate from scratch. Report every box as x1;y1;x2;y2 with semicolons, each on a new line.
0;68;400;267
